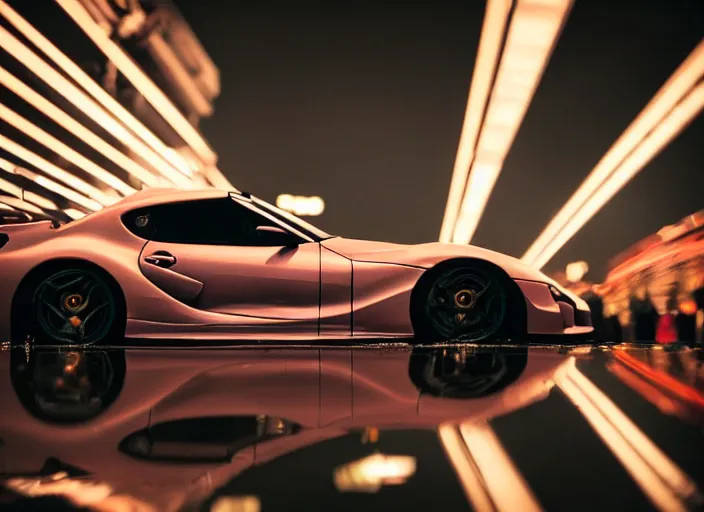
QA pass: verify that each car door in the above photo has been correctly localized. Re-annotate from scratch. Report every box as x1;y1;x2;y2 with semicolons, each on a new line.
133;196;321;324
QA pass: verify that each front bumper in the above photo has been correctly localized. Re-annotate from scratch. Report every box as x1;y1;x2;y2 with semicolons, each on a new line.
515;280;593;336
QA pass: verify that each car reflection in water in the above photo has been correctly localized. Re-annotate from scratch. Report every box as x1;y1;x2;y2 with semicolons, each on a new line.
1;341;702;511
0;341;559;511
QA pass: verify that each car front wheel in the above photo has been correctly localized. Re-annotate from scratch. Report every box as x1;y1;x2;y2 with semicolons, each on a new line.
414;263;509;342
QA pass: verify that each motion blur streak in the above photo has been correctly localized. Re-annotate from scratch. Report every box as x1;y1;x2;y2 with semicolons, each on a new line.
13;168;103;212
459;422;542;512
529;82;704;269
607;362;688;419
55;0;218;168
522;40;704;267
0;103;135;196
0;67;159;188
557;361;701;511
439;0;513;243
0;26;194;189
0;134;113;207
612;350;704;408
451;0;573;244
438;425;495;512
0;0;191;178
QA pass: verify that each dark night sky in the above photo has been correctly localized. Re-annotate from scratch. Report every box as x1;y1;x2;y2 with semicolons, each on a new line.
173;0;703;281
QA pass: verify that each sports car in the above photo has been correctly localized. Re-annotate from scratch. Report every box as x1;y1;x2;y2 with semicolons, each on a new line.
0;188;592;345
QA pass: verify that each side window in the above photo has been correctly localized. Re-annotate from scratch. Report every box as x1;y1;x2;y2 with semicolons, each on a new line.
124;199;299;246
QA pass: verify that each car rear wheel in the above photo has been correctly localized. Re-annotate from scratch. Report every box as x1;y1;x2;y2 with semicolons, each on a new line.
413;262;509;342
17;264;124;345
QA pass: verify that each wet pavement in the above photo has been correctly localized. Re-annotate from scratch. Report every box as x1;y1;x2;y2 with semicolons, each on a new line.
0;340;702;511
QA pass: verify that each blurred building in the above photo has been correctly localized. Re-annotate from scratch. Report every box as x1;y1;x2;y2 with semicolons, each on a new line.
600;210;704;319
559;209;704;341
0;0;231;223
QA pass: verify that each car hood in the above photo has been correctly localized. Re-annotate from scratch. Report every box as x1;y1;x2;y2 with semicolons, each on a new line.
321;237;557;284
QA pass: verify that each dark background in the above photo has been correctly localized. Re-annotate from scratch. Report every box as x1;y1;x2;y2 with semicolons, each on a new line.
174;0;703;281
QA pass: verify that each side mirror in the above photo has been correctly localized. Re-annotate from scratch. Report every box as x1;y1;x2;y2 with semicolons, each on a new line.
255;225;300;247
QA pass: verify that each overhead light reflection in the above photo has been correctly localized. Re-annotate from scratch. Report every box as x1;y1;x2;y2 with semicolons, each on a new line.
0;102;135;197
0;0;196;178
522;41;704;267
12;167;102;212
529;83;704;269
334;453;416;493
439;0;513;243
0;162;23;198
63;208;86;220
607;361;688;418
451;0;574;244
22;191;58;211
556;361;702;511
276;194;325;216
0;67;160;188
0;195;45;215
55;0;218;167
438;425;494;512
0;135;113;206
0;26;194;189
459;422;541;512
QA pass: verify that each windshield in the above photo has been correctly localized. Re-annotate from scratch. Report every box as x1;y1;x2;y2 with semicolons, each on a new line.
249;195;334;241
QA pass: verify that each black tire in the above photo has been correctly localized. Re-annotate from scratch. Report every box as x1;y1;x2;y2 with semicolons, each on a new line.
13;261;126;346
11;346;126;424
409;346;528;398
411;260;514;343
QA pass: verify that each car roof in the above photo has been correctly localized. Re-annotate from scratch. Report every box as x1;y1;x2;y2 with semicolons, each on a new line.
112;187;230;210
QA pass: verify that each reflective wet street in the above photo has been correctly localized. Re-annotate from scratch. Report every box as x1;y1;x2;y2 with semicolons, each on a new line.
0;341;703;511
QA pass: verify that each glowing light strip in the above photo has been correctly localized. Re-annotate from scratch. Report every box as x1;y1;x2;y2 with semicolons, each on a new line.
12;167;102;211
557;361;701;510
0;162;23;198
0;103;135;197
55;0;218;166
0;67;160;188
0;202;14;210
0;196;44;215
459;422;542;512
0;134;113;206
607;362;686;418
63;208;85;220
529;83;704;269
612;351;704;407
146;32;213;117
451;0;573;244
0;26;193;189
439;0;513;243
522;41;704;266
203;164;235;190
22;191;58;211
438;425;495;512
0;0;193;177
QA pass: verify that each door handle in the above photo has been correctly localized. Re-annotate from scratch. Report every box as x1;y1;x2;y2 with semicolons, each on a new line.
144;252;177;268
